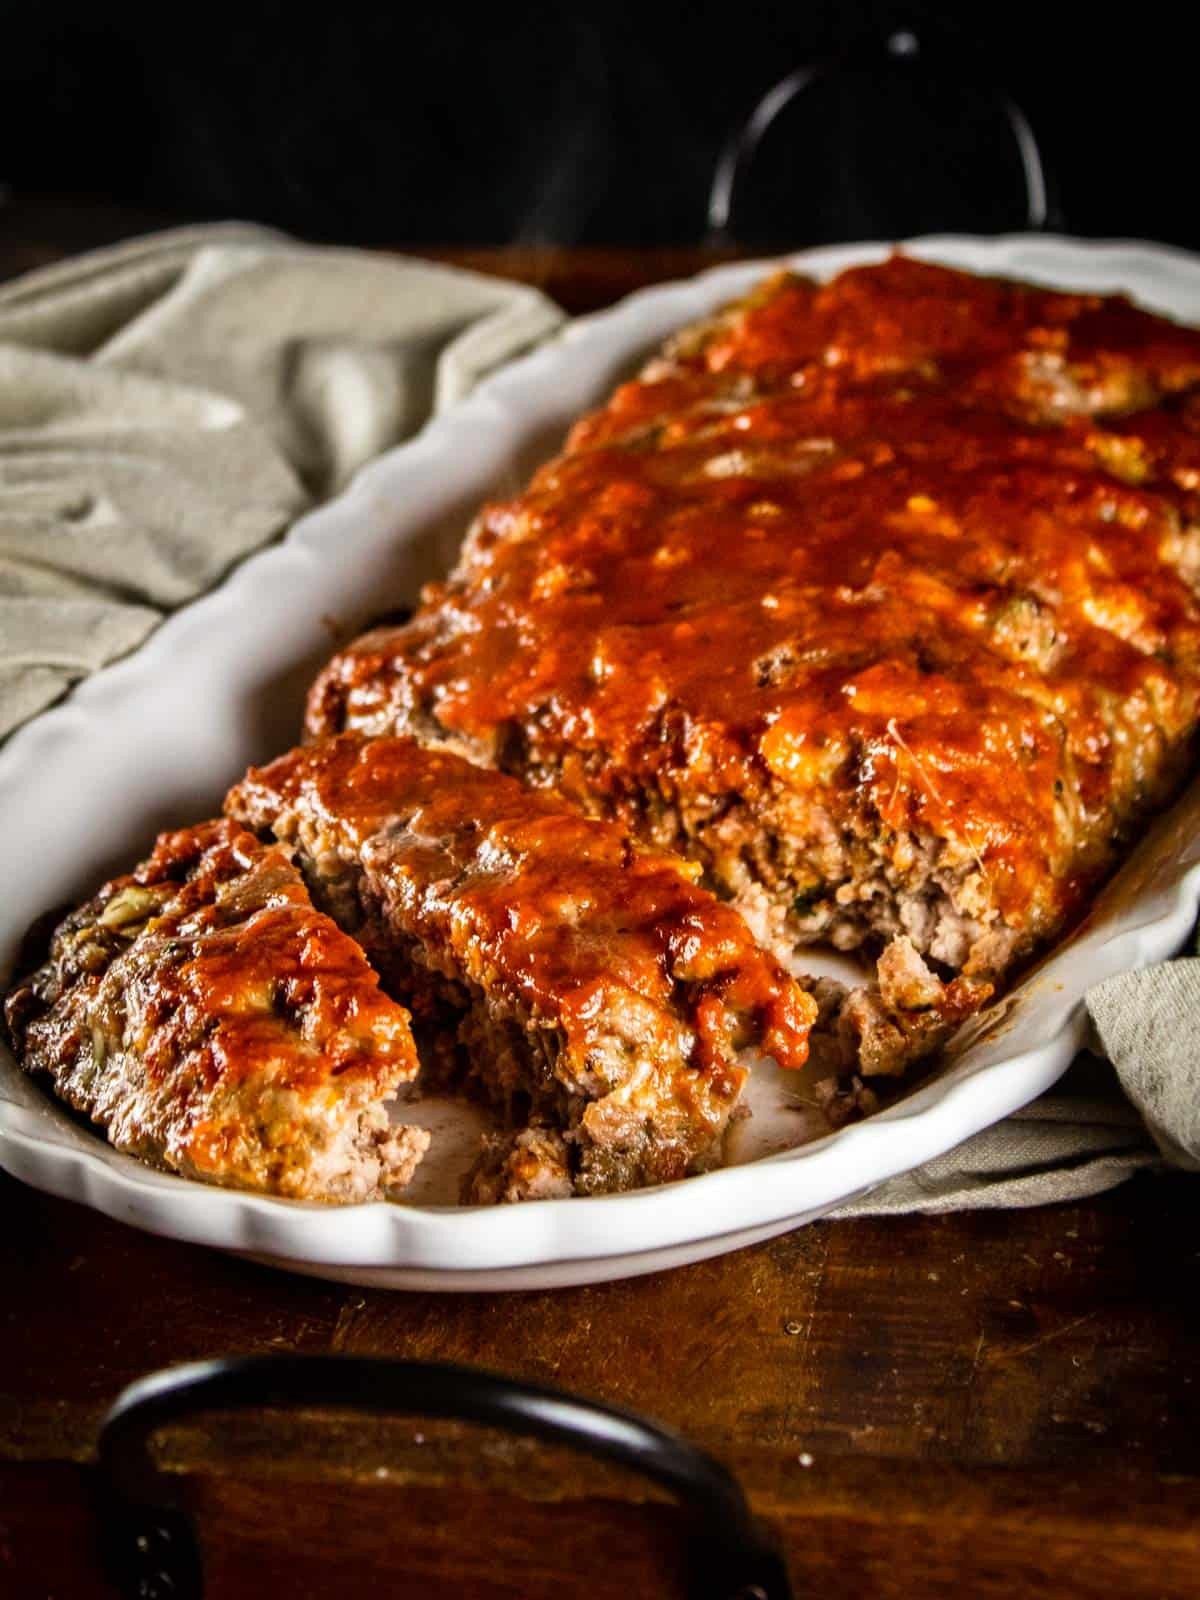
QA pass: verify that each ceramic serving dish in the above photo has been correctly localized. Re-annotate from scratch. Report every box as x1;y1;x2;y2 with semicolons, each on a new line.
3;235;1199;1289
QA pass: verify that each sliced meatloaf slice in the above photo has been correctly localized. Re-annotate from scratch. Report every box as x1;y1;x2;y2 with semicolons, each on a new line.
3;819;427;1202
225;734;818;1200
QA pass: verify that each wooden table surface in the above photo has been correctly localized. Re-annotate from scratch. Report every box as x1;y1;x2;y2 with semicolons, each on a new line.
1;197;1198;1600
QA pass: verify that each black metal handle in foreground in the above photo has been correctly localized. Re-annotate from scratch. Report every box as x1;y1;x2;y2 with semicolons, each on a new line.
96;1354;792;1600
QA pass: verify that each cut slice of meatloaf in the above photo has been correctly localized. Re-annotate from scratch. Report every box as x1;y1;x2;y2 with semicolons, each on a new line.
225;733;818;1200
3;819;427;1202
306;255;1200;1084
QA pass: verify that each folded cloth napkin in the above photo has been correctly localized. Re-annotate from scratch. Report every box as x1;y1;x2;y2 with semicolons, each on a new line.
0;226;1192;1212
836;947;1200;1213
832;1052;1164;1218
0;224;562;734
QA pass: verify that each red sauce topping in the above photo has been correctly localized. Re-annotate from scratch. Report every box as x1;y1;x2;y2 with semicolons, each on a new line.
312;258;1200;935
229;736;816;1076
125;820;417;1093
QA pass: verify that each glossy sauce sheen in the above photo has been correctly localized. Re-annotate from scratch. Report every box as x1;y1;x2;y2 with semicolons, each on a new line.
5;821;421;1196
228;736;816;1080
122;823;419;1096
311;258;1200;944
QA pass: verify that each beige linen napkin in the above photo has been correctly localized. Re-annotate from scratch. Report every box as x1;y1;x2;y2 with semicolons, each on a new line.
1087;962;1200;1172
834;955;1200;1215
832;1055;1163;1218
0;224;562;734
0;226;1190;1212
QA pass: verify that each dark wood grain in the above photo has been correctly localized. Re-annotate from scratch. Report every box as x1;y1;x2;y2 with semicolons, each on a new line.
1;218;1198;1597
3;1167;1198;1597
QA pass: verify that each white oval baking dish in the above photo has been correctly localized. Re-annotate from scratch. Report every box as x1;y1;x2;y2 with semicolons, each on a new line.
3;235;1200;1290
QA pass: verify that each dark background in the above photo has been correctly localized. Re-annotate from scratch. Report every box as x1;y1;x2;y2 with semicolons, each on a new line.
0;1;1194;250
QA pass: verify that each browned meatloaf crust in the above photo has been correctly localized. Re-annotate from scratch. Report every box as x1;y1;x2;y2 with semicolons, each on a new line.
307;256;1200;1079
225;733;817;1199
3;819;427;1201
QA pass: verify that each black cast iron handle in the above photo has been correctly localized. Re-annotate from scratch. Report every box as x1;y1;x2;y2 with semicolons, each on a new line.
96;1354;792;1600
708;25;1063;245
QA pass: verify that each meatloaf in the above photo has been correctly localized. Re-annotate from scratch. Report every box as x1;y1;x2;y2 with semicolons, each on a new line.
225;733;817;1199
307;255;1200;1077
3;819;427;1201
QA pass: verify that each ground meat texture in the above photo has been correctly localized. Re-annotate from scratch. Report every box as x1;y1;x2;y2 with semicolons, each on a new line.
467;1127;574;1205
306;256;1200;1078
3;820;426;1202
225;734;817;1199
